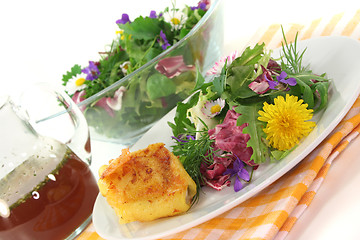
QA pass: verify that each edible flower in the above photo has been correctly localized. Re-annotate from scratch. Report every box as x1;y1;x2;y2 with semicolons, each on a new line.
223;156;250;192
149;10;157;18
276;71;297;86
206;51;239;76
171;134;195;144
116;13;131;25
201;98;225;118
164;9;187;31
158;30;171;50
191;0;210;10
65;73;87;95
258;94;316;151
120;61;131;75
81;61;100;81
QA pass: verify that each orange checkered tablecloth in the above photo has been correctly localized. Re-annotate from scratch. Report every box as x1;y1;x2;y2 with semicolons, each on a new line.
78;9;360;240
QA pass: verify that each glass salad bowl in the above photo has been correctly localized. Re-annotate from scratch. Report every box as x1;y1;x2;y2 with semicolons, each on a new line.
63;0;224;146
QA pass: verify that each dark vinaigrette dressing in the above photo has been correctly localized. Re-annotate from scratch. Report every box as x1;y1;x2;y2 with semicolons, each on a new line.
0;150;99;240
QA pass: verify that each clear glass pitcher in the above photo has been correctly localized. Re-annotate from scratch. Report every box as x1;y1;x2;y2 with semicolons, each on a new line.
0;83;99;240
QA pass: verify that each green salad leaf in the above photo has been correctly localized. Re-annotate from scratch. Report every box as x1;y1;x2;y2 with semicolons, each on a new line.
235;103;269;164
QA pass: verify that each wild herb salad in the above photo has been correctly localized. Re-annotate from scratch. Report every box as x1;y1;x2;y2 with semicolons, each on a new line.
169;31;330;200
61;0;211;141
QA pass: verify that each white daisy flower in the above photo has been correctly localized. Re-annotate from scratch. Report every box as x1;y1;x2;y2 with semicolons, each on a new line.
201;98;225;118
206;51;239;76
65;73;87;95
120;61;131;75
164;9;187;31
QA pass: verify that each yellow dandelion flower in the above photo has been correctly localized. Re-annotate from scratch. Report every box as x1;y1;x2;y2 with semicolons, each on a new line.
258;94;316;151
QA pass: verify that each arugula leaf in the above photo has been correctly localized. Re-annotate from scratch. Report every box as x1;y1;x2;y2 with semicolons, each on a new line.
286;70;330;111
226;43;266;99
294;77;315;109
235;102;269;164
312;80;329;112
226;65;256;96
231;43;265;66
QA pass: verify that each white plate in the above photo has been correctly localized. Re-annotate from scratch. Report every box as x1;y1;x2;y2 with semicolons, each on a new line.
93;36;360;240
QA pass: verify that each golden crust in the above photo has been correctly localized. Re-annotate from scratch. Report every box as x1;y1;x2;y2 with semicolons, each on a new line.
98;143;196;224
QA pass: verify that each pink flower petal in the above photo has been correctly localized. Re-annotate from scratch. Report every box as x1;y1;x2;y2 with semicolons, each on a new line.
206;51;239;76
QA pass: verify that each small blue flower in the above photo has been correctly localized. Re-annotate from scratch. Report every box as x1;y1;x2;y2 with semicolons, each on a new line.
267;77;279;90
262;67;278;90
116;13;131;24
199;2;207;10
172;134;195;143
149;10;157;18
223;156;250;192
277;71;297;86
81;61;100;81
191;0;209;10
158;30;171;50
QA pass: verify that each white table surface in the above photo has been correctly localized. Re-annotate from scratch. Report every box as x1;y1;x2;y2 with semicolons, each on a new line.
1;0;360;239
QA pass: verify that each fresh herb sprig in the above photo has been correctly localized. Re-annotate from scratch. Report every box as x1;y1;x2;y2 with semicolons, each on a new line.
280;27;306;74
171;128;215;203
280;27;330;112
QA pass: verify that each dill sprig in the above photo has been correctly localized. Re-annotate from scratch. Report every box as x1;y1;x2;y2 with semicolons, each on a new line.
280;26;307;74
279;26;330;112
171;130;215;204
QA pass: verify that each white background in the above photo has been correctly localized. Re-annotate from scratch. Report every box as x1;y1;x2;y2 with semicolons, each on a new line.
1;0;360;239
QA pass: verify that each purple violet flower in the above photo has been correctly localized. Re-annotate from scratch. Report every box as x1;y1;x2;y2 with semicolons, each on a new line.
199;2;207;10
81;61;100;81
277;71;297;86
223;156;250;192
116;13;131;24
268;78;279;89
149;10;157;18
171;134;195;143
191;0;209;10
158;30;171;50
